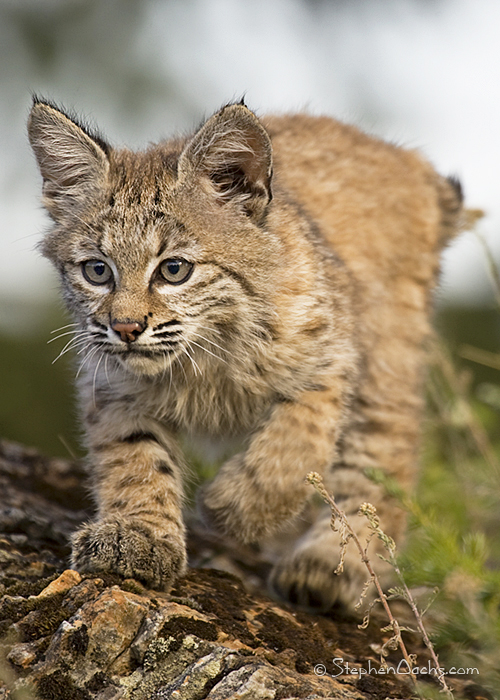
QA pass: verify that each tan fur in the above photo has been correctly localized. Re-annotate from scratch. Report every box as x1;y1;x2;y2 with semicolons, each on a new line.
28;98;462;608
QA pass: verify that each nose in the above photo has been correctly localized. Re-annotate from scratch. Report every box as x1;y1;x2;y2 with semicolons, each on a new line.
111;319;145;343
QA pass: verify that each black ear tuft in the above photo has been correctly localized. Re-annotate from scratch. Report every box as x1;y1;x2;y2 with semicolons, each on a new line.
30;95;111;156
28;98;110;219
178;103;273;223
446;175;463;204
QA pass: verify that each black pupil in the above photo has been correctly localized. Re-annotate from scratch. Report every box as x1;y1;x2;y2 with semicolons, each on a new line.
94;263;106;277
167;261;181;276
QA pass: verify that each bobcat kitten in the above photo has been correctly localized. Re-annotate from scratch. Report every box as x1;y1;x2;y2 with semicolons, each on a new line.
28;97;462;610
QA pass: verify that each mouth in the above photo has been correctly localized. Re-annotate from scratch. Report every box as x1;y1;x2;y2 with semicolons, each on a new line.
103;338;179;357
124;345;177;358
108;343;181;376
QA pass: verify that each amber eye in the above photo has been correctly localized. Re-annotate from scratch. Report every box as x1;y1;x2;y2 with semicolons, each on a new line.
159;258;194;285
82;260;113;285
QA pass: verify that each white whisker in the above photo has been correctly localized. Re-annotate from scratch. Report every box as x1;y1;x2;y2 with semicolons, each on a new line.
52;336;93;364
104;354;111;387
48;329;89;344
174;351;188;383
76;341;94;355
160;351;170;384
93;353;104;406
157;351;175;414
183;342;201;376
168;353;173;396
196;324;225;339
76;345;101;378
50;323;79;334
189;338;227;364
190;332;228;356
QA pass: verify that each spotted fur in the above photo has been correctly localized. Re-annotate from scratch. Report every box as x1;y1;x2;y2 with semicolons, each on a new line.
28;97;463;607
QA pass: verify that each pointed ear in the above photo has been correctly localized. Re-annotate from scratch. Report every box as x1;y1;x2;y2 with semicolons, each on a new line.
28;97;110;219
178;103;273;223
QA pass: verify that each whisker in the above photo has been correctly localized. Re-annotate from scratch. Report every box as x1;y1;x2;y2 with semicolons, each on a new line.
196;324;226;339
183;342;201;376
189;338;227;364
168;353;173;396
174;350;188;383
50;323;79;334
47;329;90;344
76;341;95;356
52;336;93;364
190;331;228;356
76;345;101;379
159;353;167;383
156;351;174;415
76;348;98;379
93;353;104;407
104;354;111;387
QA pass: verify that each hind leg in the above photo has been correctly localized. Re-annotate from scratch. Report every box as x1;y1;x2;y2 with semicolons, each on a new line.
269;472;399;611
269;257;436;611
269;390;417;611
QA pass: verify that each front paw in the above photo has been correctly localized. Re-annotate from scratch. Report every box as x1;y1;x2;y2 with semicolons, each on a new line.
71;516;186;590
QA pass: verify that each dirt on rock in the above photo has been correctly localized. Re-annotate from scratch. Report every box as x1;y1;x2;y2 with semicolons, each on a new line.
0;439;487;700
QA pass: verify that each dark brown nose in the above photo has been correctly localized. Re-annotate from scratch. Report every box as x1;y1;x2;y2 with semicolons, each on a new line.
111;320;145;343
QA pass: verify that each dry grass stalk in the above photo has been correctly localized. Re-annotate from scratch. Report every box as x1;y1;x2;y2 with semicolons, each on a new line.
306;471;454;698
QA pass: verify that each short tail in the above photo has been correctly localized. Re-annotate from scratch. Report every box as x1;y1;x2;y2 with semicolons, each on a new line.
437;174;483;247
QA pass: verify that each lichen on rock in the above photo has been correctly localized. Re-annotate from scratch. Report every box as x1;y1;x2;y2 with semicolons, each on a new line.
0;439;475;700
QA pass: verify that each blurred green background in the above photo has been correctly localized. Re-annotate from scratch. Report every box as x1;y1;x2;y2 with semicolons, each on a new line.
1;0;499;457
0;302;81;457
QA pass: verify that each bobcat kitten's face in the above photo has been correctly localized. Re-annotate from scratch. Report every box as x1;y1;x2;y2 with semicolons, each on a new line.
60;205;201;377
29;100;278;378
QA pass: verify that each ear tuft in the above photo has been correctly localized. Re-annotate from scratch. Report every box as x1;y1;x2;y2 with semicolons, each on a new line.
28;98;110;217
178;103;273;223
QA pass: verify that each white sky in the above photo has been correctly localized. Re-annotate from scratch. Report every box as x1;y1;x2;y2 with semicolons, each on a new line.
1;0;499;332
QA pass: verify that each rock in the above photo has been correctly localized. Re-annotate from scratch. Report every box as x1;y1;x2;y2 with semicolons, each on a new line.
35;571;82;600
0;439;486;699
